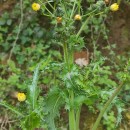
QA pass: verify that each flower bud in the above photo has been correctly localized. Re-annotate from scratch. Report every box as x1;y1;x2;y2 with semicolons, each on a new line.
56;17;62;23
74;14;81;21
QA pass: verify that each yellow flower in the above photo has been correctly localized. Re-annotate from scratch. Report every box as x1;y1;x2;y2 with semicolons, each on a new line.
74;14;81;21
32;3;40;11
56;17;62;23
17;92;26;102
110;3;119;11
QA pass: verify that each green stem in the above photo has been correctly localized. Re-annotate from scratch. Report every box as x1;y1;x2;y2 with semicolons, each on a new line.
39;0;54;17
76;106;81;130
70;0;77;19
92;82;124;130
95;11;104;16
63;43;76;130
62;31;76;130
77;9;106;38
82;9;97;18
69;49;74;66
76;16;91;37
47;0;55;11
41;8;51;17
63;45;76;129
69;90;76;130
44;5;54;16
60;1;68;17
63;43;69;69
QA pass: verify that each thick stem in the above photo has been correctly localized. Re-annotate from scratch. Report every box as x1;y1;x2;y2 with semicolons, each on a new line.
76;105;81;130
63;43;76;130
63;43;69;69
92;82;124;130
69;49;74;66
69;90;76;130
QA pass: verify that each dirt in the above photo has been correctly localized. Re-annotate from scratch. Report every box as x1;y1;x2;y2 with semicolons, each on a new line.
80;106;103;130
108;2;130;55
0;0;16;15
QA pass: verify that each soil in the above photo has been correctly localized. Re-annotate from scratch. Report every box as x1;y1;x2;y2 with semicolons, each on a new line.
108;2;130;55
0;0;16;15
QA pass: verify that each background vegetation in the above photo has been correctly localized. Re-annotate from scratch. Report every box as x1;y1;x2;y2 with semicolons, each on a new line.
0;0;130;130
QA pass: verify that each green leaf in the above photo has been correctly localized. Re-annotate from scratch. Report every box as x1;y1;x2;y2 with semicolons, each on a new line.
28;64;40;110
0;101;23;116
74;95;86;107
7;19;12;25
28;57;51;110
0;19;6;25
45;88;64;130
22;112;41;130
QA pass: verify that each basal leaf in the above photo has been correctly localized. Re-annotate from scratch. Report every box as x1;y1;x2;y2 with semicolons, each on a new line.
0;101;23;116
28;64;40;110
45;88;64;130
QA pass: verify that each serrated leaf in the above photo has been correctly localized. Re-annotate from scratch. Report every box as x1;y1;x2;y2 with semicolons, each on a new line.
45;88;64;130
28;57;51;110
28;64;40;110
0;101;23;116
22;111;41;130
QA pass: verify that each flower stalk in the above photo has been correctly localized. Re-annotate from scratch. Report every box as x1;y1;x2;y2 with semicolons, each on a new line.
92;82;124;130
69;90;76;130
76;106;81;130
63;42;76;130
76;16;91;37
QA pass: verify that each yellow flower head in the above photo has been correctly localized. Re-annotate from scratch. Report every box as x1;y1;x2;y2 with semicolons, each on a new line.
74;14;81;21
56;17;62;23
110;3;119;11
32;3;40;11
17;92;26;102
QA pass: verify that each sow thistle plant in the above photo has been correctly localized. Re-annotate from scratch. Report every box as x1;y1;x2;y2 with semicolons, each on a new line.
0;0;129;130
